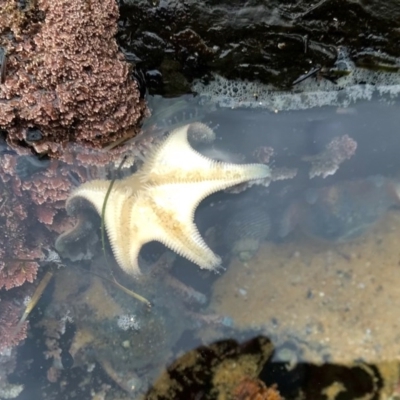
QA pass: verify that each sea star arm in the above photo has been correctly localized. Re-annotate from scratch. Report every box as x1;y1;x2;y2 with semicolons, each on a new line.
157;218;221;271
107;188;220;276
139;123;270;186
140;183;227;271
139;123;213;183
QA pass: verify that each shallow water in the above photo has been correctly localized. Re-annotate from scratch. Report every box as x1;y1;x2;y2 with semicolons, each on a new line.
7;93;400;400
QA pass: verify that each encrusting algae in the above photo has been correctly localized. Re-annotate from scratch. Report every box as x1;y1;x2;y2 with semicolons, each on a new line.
233;379;283;400
143;336;276;400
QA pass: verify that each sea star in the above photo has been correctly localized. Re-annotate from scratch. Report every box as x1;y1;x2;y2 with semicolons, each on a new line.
56;123;270;276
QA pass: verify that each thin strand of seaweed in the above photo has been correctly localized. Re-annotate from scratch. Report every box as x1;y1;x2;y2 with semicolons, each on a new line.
100;156;127;261
100;156;151;309
14;270;54;334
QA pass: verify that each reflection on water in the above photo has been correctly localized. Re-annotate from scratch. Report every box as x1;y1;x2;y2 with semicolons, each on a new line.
6;95;400;399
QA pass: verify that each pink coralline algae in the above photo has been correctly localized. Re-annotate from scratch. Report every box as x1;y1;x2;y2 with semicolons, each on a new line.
0;0;147;364
0;163;43;290
0;0;146;155
0;301;28;351
0;140;141;281
303;134;357;179
0;133;142;295
0;0;149;278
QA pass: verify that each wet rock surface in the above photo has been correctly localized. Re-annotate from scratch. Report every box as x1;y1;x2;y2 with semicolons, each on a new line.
117;0;400;94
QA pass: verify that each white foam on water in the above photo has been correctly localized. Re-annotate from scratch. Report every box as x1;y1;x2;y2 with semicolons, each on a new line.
193;49;400;110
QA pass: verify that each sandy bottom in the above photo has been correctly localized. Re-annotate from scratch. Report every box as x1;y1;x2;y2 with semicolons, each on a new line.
211;210;400;365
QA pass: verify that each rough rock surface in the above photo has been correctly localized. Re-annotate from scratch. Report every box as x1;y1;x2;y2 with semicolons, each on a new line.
117;0;400;93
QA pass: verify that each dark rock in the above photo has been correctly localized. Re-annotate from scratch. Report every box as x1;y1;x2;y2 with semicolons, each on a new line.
25;127;43;142
117;0;400;94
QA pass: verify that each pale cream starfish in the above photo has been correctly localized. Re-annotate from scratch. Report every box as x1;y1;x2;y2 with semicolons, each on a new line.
60;123;270;276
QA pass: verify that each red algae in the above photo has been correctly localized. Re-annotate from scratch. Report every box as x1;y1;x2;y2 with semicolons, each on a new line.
0;2;146;387
0;301;27;351
234;379;283;400
303;134;357;179
0;0;146;155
